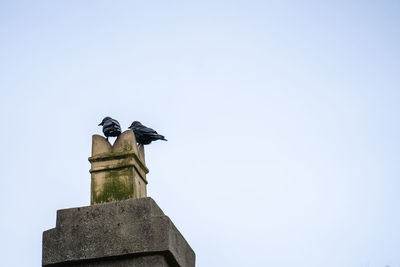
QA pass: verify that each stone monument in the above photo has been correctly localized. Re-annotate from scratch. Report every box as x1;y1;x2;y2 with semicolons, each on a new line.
42;130;195;267
89;130;149;204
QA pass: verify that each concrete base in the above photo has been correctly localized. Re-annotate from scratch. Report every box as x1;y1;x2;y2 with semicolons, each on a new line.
42;198;195;267
51;255;169;267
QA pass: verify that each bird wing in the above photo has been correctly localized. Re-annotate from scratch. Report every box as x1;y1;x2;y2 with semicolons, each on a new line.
135;124;158;135
104;119;121;131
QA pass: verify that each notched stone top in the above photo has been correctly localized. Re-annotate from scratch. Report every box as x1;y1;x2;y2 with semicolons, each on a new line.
88;130;147;172
89;130;145;165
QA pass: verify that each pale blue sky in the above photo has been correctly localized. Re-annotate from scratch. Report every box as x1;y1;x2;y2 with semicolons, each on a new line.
1;1;399;266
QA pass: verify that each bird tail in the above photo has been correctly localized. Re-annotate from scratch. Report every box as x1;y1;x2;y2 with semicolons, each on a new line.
158;135;167;141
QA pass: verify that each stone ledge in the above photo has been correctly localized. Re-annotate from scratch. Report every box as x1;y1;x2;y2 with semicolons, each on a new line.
42;198;195;267
89;152;148;174
42;254;170;267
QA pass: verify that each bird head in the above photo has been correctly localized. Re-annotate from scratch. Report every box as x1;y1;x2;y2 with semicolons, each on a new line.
129;121;141;129
99;117;112;126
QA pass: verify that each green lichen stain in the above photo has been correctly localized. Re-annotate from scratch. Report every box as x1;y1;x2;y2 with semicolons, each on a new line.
124;143;133;151
95;168;134;204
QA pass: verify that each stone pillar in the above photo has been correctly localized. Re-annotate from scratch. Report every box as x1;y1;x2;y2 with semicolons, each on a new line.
42;130;196;266
42;197;195;267
88;130;149;204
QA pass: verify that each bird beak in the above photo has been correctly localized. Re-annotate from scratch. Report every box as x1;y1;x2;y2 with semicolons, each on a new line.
98;123;102;126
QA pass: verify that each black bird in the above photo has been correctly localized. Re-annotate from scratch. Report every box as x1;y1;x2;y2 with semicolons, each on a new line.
98;117;122;140
128;121;167;145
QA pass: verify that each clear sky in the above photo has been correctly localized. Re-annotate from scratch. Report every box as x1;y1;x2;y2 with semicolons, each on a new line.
0;1;399;266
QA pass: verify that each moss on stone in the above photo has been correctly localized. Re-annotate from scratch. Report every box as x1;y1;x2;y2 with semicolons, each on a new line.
94;168;134;204
124;143;133;151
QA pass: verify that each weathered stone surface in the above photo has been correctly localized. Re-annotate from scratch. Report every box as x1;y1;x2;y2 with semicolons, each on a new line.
42;197;195;267
53;255;170;266
88;130;149;204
